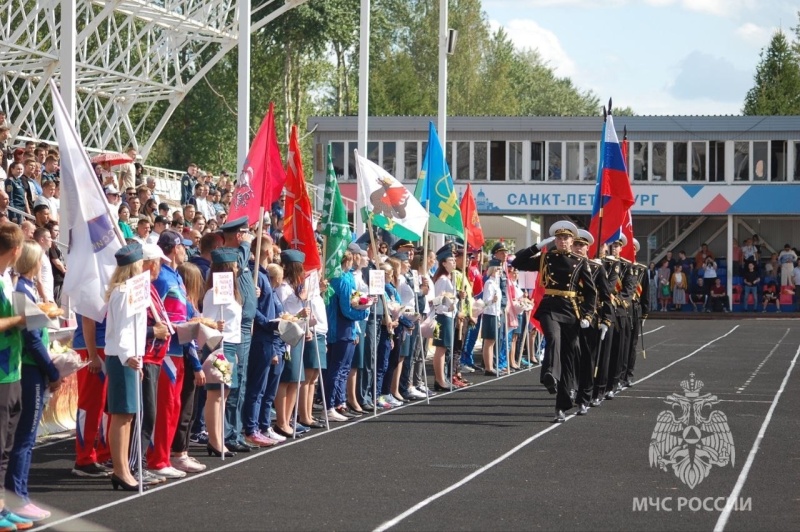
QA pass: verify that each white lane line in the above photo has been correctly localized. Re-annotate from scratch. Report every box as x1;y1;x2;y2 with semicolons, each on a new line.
643;325;665;335
617;396;773;404
33;363;539;532
736;328;790;394
714;342;800;532
631;325;739;386
372;325;738;532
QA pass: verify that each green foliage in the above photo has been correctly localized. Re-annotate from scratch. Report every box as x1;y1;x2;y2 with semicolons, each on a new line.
743;30;800;115
150;0;616;172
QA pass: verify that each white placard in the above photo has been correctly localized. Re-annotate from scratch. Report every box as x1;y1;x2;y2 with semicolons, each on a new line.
517;271;539;290
368;269;386;296
213;272;235;305
125;272;151;317
411;270;420;292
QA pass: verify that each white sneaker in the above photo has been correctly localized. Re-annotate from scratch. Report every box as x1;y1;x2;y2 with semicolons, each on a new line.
265;427;287;442
172;455;207;473
461;365;476;373
384;395;403;407
149;466;187;479
405;387;425;400
326;408;349;422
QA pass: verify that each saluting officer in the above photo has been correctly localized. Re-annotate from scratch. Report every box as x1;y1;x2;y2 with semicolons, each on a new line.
620;238;649;388
511;221;596;423
570;229;613;416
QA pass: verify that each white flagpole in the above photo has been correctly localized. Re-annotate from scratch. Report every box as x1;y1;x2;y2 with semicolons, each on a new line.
218;307;225;461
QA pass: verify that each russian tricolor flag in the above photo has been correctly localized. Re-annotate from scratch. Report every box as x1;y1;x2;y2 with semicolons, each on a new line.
588;109;635;258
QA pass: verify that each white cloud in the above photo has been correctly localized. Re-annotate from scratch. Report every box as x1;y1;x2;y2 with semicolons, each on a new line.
666;51;751;102
489;18;576;78
735;22;774;46
486;0;756;17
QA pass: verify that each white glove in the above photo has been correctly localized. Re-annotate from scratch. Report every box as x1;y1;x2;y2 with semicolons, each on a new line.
599;323;608;340
539;236;555;248
580;319;590;329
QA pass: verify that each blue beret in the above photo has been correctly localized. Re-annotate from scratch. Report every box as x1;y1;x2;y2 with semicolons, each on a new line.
436;243;454;256
115;242;143;266
391;251;410;261
211;247;238;264
219;216;249;233
281;249;305;264
436;248;454;262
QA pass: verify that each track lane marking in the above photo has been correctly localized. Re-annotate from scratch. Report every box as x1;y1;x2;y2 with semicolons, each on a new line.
736;328;790;394
714;342;800;532
372;325;740;532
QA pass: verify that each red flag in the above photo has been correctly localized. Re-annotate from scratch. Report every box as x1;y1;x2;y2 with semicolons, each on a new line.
619;132;635;261
460;184;485;250
528;262;546;335
229;102;286;226
283;125;321;272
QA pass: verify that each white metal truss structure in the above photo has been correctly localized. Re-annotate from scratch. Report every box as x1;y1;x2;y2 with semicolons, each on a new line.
0;0;308;156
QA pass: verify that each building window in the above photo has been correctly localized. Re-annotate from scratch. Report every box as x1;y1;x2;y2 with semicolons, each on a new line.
753;141;768;181
734;141;749;181
794;142;800;181
565;142;580;180
709;141;725;182
367;141;379;165
672;142;688;181
348;141;359;179
490;141;505;181
508;141;523;181
405;142;418;181
770;140;787;181
383;142;396;176
446;142;453;173
456;142;470;180
652;142;666;181
474;142;488;180
633;142;648;181
548;142;562;181
330;141;345;179
531;142;544;181
691;142;706;181
583;142;598;181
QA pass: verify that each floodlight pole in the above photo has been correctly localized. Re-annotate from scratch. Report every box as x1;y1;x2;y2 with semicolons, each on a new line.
60;0;77;123
438;0;448;146
237;0;251;175
356;0;371;235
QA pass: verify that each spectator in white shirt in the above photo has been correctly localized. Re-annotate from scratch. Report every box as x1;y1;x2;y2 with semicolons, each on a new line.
146;215;168;245
34;226;54;302
33;179;59;222
133;218;151;245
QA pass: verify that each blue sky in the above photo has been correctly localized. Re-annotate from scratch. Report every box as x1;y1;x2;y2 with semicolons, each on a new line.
483;0;797;115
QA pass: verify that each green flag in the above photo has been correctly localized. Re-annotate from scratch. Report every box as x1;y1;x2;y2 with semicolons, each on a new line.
319;146;351;282
413;122;464;238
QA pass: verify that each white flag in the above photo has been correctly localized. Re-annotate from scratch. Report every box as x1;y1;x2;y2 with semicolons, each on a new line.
354;150;429;241
50;80;123;322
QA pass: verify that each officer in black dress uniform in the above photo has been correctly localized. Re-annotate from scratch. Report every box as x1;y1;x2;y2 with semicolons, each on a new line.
620;238;649;388
571;229;613;416
511;221;596;422
606;234;635;398
591;234;630;404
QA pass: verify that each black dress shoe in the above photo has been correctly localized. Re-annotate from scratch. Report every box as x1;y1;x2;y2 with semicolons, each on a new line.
433;381;452;392
226;442;252;453
484;369;497;377
274;426;302;439
360;402;375;411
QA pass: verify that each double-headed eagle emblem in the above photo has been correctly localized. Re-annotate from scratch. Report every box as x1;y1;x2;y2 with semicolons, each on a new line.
649;373;735;489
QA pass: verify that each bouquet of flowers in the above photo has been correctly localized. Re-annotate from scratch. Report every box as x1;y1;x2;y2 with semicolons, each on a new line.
350;290;371;307
49;339;88;377
202;350;232;386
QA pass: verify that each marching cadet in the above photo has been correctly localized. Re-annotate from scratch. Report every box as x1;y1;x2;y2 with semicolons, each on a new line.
511;221;596;423
591;235;630;405
606;234;635;399
570;230;612;416
620;238;649;389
